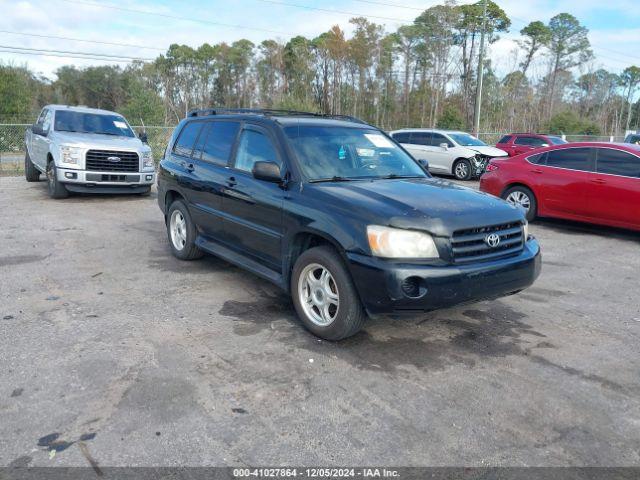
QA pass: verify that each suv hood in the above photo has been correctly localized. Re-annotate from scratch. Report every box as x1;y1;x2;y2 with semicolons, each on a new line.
52;131;146;150
307;177;524;237
466;145;508;157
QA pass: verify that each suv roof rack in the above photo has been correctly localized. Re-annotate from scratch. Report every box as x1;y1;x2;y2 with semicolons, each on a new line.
186;108;369;125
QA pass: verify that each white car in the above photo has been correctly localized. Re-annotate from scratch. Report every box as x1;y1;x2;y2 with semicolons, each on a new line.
389;129;508;180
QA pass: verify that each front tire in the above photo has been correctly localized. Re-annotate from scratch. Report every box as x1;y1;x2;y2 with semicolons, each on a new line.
502;185;537;221
25;151;40;182
46;162;69;199
291;246;366;341
166;199;204;260
453;158;472;180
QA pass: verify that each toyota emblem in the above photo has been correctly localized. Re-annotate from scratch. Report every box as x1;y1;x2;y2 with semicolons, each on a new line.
485;233;501;248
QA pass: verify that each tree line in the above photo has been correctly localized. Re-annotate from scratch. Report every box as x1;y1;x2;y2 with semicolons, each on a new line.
1;0;640;136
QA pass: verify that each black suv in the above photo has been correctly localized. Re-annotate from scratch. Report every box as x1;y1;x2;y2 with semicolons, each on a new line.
157;109;541;340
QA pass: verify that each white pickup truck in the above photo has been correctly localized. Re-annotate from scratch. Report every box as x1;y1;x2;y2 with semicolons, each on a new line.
24;105;155;198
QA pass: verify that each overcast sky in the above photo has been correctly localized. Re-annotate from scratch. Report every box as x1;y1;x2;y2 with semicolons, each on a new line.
1;0;639;80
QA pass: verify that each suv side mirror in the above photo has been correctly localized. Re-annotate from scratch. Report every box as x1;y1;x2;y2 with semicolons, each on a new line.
252;161;281;183
439;143;449;150
417;158;430;172
32;124;46;136
138;131;148;143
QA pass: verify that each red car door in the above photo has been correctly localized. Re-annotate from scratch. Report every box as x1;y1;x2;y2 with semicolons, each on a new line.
537;147;594;218
588;147;640;229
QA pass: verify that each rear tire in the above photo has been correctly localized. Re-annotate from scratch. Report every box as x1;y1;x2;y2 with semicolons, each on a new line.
291;246;366;341
166;199;204;260
502;185;537;221
46;161;69;199
25;151;40;182
453;158;472;180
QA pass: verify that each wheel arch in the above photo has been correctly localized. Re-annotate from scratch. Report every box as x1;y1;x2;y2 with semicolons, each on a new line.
284;229;350;292
164;189;186;215
451;156;472;175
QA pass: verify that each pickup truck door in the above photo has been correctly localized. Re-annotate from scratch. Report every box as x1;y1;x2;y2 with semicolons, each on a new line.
30;109;51;170
223;125;285;271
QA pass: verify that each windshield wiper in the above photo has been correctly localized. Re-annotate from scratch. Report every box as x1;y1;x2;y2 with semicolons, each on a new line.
378;174;425;179
308;176;356;183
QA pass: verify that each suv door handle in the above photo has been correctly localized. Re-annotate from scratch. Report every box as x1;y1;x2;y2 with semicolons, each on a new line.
590;178;606;185
530;169;543;174
227;176;237;187
182;161;194;172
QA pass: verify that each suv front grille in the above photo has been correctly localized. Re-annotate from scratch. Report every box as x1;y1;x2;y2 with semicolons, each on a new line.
86;150;139;172
451;222;524;264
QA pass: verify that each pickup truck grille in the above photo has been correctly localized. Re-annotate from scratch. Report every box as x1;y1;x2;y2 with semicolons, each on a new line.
451;222;524;264
86;150;139;172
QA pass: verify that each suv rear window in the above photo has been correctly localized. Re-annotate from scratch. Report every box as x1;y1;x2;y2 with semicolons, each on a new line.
173;121;203;157
392;132;411;143
515;136;546;147
197;121;240;166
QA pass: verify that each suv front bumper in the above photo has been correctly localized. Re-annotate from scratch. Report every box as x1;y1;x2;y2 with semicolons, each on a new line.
56;167;155;193
347;238;541;315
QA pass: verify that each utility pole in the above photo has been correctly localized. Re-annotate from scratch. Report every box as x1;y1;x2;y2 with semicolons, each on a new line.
473;0;488;137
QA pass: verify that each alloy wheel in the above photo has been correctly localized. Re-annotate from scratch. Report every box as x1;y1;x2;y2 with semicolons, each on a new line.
170;210;187;251
298;263;340;327
506;191;531;212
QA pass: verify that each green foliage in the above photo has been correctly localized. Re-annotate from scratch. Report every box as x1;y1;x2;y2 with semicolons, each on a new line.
518;21;551;74
0;65;40;119
120;82;165;125
546;111;601;135
548;13;593;70
437;105;465;130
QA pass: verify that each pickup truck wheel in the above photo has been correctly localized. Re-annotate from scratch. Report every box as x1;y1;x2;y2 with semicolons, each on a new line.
453;158;472;180
167;200;203;260
291;246;366;341
46;162;69;199
24;151;40;182
502;186;537;221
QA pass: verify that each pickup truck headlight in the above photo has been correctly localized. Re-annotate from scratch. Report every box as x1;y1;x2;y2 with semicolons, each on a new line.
142;151;154;169
60;146;81;165
367;225;439;259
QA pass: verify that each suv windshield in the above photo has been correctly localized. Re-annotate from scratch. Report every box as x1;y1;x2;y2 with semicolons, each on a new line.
548;136;567;145
284;126;427;181
54;111;135;137
448;133;487;147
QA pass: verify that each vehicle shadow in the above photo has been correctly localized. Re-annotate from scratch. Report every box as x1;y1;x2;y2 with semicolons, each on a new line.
534;217;640;243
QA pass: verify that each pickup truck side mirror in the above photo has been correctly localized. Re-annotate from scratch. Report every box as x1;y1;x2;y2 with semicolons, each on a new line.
439;143;449;150
252;161;281;183
138;131;148;144
32;124;46;136
417;158;430;172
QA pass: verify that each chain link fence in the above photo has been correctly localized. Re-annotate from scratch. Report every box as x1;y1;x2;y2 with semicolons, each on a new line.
0;124;630;177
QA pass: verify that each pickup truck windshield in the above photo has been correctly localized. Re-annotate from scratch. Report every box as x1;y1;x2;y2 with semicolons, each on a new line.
284;126;426;181
54;111;135;138
448;133;487;147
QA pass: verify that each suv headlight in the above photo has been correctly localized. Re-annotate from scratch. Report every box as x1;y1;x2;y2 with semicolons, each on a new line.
60;145;81;165
367;225;439;259
142;151;154;169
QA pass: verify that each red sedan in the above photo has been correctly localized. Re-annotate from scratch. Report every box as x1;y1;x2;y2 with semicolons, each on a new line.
479;142;640;231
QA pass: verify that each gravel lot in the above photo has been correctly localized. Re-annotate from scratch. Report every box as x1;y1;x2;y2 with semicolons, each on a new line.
1;175;639;467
